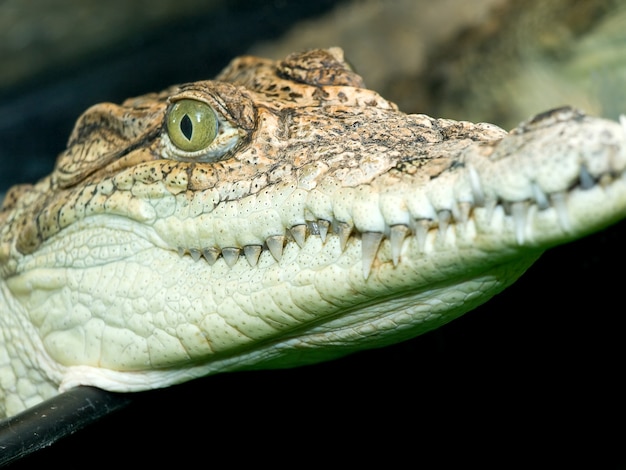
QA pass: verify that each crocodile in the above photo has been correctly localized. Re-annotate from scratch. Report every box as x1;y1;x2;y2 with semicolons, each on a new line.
1;47;626;418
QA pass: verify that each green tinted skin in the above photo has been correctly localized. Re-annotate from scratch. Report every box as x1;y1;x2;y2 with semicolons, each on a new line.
167;99;218;151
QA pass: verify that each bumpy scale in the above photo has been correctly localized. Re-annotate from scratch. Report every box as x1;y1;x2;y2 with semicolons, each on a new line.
1;48;626;417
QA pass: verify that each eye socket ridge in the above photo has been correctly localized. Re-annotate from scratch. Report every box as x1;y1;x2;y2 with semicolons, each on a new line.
166;99;219;152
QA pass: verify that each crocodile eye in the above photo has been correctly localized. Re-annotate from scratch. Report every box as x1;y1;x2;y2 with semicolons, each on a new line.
166;99;218;152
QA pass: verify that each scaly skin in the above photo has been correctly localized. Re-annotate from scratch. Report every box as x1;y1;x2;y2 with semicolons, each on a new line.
1;48;626;417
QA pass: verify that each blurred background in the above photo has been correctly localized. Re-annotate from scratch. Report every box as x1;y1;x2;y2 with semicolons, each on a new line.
1;1;625;467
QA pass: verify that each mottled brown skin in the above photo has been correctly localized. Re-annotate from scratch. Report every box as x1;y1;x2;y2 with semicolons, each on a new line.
0;48;496;263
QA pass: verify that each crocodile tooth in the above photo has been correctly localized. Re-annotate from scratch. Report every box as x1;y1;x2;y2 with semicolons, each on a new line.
579;165;595;190
177;247;185;257
467;165;485;206
361;231;384;279
450;199;461;223
202;248;220;265
437;210;451;241
189;249;202;262
290;224;307;248
222;247;240;267
531;183;550;210
510;201;528;244
306;220;320;236
550;191;571;232
389;224;410;266
335;221;352;251
317;219;330;242
414;219;429;253
243;245;262;267
484;198;498;224
266;235;285;262
457;201;471;226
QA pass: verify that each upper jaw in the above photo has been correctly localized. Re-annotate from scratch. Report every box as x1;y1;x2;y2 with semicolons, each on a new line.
9;106;626;284
103;108;626;280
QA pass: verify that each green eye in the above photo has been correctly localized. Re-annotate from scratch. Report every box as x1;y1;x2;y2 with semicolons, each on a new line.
167;99;218;152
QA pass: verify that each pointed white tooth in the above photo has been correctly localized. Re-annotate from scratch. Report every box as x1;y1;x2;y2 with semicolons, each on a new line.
437;210;451;241
202;248;220;265
510;201;528;245
243;245;262;267
222;247;240;267
290;224;307;248
579;165;595;190
189;249;201;262
361;232;384;279
177;247;185;257
306;220;320;236
450;199;461;223
457;201;471;226
317;219;330;242
390;224;410;266
334;221;352;251
414;219;429;253
266;235;284;261
550;192;571;232
468;165;485;206
531;183;550;210
484;199;498;224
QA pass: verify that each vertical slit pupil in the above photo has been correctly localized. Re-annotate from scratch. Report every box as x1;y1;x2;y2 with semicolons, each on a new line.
180;114;193;141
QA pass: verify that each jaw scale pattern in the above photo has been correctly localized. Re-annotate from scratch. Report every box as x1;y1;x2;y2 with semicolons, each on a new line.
169;107;626;283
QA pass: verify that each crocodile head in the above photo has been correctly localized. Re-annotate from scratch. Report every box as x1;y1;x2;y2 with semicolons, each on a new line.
1;48;626;417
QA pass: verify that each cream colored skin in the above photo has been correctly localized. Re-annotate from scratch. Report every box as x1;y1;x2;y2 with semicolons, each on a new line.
1;48;626;417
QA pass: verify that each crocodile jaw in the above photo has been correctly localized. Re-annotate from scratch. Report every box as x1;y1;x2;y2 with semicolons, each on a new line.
7;210;542;395
3;108;626;402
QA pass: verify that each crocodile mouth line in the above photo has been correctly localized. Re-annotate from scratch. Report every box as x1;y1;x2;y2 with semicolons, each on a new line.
174;151;626;278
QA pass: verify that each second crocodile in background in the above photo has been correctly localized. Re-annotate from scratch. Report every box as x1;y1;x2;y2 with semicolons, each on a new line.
1;48;626;418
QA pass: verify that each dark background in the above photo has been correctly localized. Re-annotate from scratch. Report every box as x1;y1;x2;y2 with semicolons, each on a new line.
1;1;625;467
